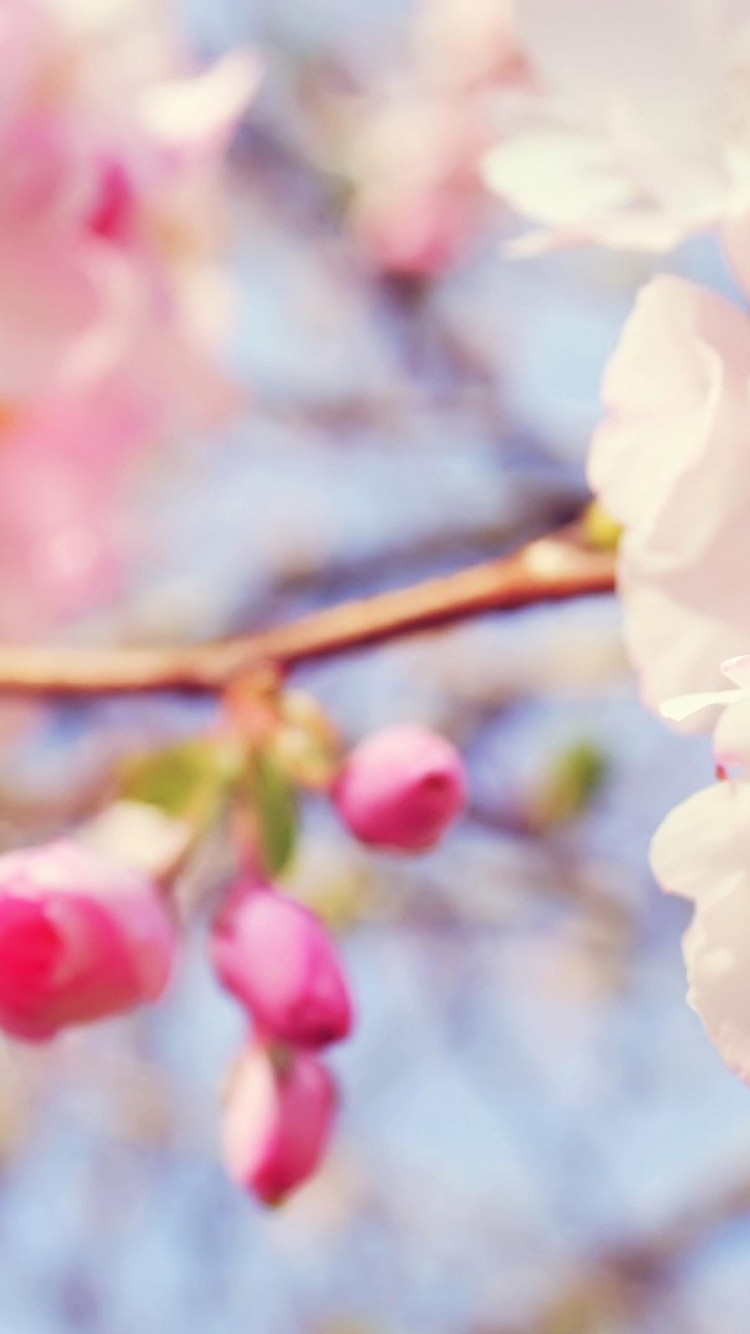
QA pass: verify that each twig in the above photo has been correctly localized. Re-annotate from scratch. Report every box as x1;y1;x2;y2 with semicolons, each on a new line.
0;525;615;696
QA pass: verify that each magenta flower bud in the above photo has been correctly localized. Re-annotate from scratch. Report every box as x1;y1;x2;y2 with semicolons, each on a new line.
221;1044;337;1204
0;840;177;1042
211;884;353;1048
333;725;467;852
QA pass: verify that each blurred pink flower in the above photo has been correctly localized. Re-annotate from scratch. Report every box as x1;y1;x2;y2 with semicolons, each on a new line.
348;96;491;278
343;0;522;275
0;0;257;420
221;1043;337;1204
0;393;143;636
588;274;750;717
482;0;750;266
333;724;466;851
0;0;257;636
211;883;353;1049
0;838;177;1042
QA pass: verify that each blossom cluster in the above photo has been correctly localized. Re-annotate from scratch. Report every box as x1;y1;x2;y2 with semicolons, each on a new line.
212;723;465;1203
0;721;465;1204
476;0;750;1089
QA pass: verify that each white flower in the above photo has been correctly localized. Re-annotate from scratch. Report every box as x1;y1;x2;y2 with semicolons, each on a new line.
482;0;750;263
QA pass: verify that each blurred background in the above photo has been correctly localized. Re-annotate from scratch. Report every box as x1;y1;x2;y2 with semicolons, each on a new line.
1;1;749;1332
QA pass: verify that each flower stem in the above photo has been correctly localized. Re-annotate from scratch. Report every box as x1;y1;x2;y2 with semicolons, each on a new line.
0;524;615;696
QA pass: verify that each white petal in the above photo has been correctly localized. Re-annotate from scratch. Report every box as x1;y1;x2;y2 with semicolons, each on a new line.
683;873;750;1087
482;130;633;227
659;688;742;722
138;51;259;148
650;781;750;904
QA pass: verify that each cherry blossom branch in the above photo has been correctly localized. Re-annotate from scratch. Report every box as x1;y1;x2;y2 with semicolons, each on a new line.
0;525;616;697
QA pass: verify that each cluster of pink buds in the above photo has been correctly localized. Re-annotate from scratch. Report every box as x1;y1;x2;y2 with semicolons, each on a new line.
0;720;465;1204
211;883;351;1204
212;723;466;1204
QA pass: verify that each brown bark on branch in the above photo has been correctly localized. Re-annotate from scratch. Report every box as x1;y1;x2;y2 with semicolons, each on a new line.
0;526;616;696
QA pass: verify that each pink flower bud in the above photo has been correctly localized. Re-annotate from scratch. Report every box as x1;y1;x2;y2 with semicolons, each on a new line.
0;840;177;1042
333;725;466;852
211;884;353;1048
221;1044;337;1204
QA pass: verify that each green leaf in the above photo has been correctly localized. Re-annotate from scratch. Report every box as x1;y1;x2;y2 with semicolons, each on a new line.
121;739;238;825
531;739;609;829
246;748;298;878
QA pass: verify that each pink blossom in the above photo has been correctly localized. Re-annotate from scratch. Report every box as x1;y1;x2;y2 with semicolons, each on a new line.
341;0;522;276
0;0;257;636
333;725;466;851
348;96;491;278
0;0;257;421
211;884;353;1048
0;393;140;636
481;0;750;269
587;275;750;717
221;1044;337;1204
0;838;177;1042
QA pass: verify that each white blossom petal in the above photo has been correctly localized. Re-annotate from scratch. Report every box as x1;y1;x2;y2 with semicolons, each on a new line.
660;688;743;723
650;781;750;905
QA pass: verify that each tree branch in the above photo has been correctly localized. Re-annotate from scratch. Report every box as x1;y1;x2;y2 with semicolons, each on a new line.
0;525;615;696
